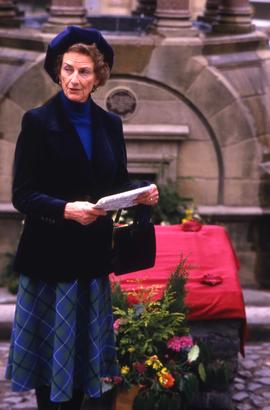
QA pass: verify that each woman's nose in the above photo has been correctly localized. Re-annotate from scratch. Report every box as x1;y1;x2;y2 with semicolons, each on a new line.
70;71;79;84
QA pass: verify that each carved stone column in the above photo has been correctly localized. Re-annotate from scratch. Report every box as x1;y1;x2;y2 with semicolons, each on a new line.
151;0;197;36
0;0;21;27
213;0;254;34
133;0;157;16
43;0;88;33
201;0;220;24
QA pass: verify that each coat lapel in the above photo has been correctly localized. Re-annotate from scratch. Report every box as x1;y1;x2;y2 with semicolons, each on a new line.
49;93;92;163
46;93;96;190
46;93;117;197
91;100;117;193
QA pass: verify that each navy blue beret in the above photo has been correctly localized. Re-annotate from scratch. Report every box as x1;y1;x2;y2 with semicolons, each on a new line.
44;25;114;83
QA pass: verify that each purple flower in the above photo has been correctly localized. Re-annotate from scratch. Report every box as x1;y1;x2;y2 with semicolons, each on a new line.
113;319;121;331
167;336;193;352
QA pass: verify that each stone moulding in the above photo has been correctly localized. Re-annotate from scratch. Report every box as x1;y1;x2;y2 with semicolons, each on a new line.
123;123;189;182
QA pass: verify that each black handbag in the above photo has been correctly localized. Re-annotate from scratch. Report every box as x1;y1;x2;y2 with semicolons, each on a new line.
111;210;156;275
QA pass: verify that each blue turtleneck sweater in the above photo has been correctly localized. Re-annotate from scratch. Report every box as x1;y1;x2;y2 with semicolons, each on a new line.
60;91;93;160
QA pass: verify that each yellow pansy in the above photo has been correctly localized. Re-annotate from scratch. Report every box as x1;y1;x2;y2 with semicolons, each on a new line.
121;366;130;375
145;355;163;369
153;360;163;370
159;375;166;385
128;347;135;353
145;355;158;366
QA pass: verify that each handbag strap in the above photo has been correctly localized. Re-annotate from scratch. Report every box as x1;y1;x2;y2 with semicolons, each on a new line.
114;209;122;224
114;209;141;225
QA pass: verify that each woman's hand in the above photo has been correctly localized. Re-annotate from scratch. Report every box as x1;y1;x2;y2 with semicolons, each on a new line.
135;184;159;206
64;201;106;225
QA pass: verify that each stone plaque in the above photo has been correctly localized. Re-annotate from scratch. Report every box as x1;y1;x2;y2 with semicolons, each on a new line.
106;88;137;120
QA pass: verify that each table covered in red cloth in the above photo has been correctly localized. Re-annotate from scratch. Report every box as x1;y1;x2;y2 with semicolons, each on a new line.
110;225;246;324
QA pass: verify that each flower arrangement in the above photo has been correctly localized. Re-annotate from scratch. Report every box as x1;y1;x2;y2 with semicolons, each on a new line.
180;209;202;232
109;259;231;410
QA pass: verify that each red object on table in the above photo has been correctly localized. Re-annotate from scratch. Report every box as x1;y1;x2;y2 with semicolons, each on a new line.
110;225;246;351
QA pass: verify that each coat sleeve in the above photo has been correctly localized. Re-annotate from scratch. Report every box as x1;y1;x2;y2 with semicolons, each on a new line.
12;111;67;221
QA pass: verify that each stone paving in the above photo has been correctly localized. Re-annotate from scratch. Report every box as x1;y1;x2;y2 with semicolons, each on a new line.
232;342;270;410
0;341;270;409
0;342;36;410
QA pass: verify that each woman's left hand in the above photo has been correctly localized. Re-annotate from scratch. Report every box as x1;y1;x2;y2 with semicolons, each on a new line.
135;184;159;206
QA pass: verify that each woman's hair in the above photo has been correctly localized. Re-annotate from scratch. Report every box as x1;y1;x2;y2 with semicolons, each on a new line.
56;43;110;88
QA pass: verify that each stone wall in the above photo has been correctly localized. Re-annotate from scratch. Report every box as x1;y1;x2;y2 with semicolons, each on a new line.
189;319;242;409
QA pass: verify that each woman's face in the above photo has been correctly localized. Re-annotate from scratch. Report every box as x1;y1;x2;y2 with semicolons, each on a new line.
59;51;98;103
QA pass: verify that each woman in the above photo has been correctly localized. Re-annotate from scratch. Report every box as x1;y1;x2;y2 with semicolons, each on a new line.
6;26;159;410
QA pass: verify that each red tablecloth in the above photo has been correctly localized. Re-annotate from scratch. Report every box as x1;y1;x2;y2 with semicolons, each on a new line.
110;225;246;324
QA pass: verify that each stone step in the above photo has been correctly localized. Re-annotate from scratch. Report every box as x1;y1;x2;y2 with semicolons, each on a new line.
245;305;270;341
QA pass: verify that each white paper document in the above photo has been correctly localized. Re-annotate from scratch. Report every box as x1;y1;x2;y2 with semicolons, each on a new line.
93;184;155;211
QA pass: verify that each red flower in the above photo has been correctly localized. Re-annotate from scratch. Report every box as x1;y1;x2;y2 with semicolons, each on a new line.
127;293;140;306
133;362;147;374
180;220;202;232
113;376;123;385
159;373;175;388
201;273;223;286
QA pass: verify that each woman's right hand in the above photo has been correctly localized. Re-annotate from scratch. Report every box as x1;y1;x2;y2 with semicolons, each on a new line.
64;201;107;225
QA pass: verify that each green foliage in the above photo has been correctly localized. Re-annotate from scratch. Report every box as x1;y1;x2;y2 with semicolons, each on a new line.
187;345;200;363
198;362;207;383
1;253;18;294
204;359;231;391
195;340;232;392
151;179;193;225
114;294;186;359
111;281;127;311
180;373;199;403
161;256;189;316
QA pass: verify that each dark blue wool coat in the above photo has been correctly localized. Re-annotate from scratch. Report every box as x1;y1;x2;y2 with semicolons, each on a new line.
12;92;147;282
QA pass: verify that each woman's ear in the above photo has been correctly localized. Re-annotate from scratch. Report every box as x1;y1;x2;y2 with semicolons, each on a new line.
92;81;99;93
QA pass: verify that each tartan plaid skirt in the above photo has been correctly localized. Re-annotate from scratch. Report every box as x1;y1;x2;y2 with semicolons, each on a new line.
5;274;118;403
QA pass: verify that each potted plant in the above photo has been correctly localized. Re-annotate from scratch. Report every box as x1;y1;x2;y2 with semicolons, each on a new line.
106;259;231;410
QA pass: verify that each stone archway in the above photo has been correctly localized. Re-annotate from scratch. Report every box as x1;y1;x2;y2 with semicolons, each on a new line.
0;55;58;202
182;57;259;206
95;75;223;205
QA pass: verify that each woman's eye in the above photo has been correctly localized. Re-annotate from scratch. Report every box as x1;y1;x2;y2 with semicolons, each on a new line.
63;66;73;73
80;69;91;76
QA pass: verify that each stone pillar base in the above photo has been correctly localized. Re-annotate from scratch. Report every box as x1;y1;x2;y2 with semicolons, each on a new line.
198;0;219;24
212;22;255;34
213;4;254;34
150;1;198;37
43;6;88;33
151;17;197;37
133;0;157;16
0;1;22;27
